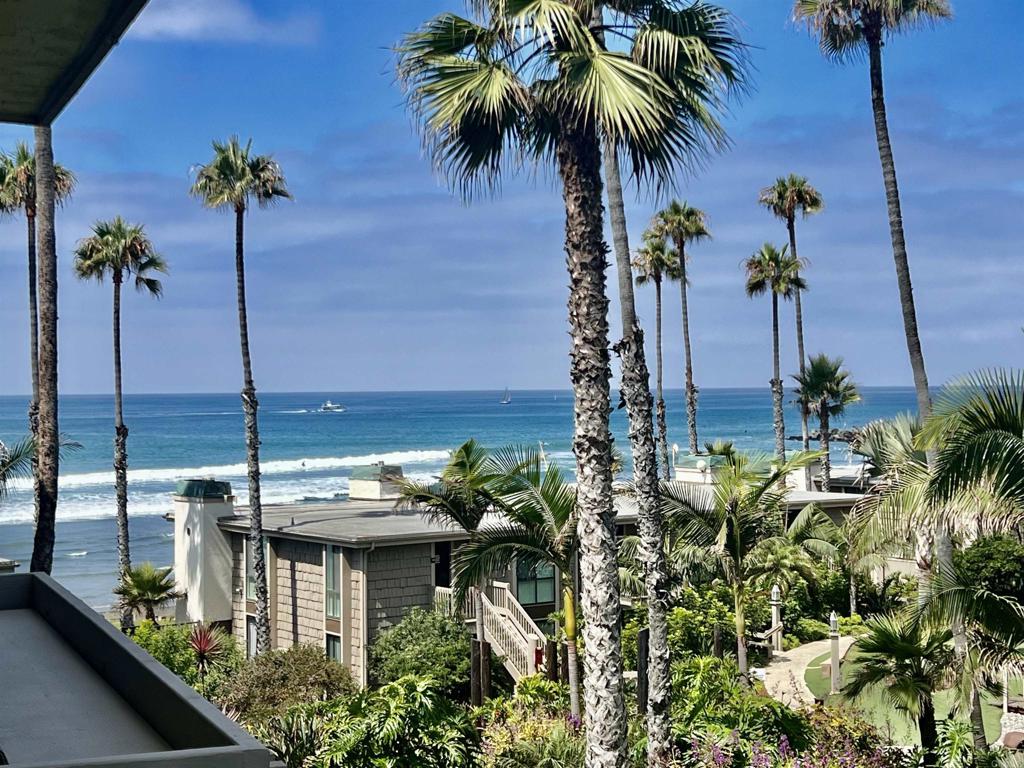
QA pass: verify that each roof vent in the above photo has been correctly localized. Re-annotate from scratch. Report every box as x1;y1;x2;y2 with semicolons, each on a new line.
349;463;404;501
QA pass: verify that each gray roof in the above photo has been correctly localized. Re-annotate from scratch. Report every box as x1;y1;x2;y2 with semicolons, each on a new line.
221;485;863;547
0;0;148;124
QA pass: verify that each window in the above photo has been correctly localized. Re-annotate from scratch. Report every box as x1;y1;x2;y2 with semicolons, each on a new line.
245;539;256;600
325;545;342;619
246;615;257;658
326;633;341;663
516;560;555;605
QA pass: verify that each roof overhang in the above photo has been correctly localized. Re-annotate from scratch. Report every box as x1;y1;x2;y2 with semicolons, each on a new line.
0;0;148;125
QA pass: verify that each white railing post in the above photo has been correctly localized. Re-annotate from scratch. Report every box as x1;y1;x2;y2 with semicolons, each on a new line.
526;634;538;675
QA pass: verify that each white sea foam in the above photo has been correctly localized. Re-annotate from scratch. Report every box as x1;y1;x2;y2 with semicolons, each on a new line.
5;449;452;492
67;551;88;557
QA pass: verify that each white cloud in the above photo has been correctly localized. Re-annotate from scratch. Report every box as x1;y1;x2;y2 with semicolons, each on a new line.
129;0;318;45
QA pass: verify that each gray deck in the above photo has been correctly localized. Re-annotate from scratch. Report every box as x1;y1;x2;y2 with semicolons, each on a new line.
0;609;168;764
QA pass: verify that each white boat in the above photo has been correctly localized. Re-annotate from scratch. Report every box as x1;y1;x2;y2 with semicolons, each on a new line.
319;400;347;413
500;388;511;405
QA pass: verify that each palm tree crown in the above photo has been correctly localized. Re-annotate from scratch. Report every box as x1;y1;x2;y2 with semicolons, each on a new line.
650;200;710;252
73;217;168;293
758;173;823;223
0;141;76;212
190;136;291;212
793;354;859;420
632;233;679;287
114;562;181;623
794;0;952;59
0;437;33;502
743;243;805;300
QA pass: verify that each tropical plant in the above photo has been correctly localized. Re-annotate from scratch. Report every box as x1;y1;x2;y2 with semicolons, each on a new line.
843;612;954;767
190;136;290;653
634;234;680;480
0;437;33;502
659;451;818;675
131;619;243;700
253;704;333;768
744;244;806;468
397;3;748;762
758;174;823;467
318;675;480;768
494;723;585;768
114;563;181;624
452;447;582;717
791;354;860;491
189;623;228;698
954;535;1024;605
650;201;711;456
794;0;951;427
218;643;357;725
397;439;502;691
73;217;167;632
25;127;69;574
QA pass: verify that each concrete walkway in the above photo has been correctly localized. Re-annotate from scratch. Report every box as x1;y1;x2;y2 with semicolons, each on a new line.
762;636;856;709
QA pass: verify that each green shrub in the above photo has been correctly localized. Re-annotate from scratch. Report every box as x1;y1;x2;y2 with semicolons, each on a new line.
218;644;357;724
479;675;575;768
623;587;735;668
791;618;830;643
955;535;1024;603
838;613;867;636
131;620;242;700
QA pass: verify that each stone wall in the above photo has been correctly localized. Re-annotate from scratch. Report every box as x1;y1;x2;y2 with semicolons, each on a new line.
365;543;433;639
230;533;245;645
274;538;325;648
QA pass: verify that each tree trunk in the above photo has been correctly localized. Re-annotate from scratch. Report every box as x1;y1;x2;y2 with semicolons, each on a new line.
819;405;831;492
30;125;59;575
790;217;812;490
734;588;748;678
26;209;43;527
604;141;671;767
969;684;989;753
848;571;857;616
677;243;698;454
234;206;271;654
918;695;938;768
867;36;931;423
112;272;134;632
770;293;786;468
555;125;625;768
475;578;486;697
146;604;157;625
654;279;670;480
563;584;581;719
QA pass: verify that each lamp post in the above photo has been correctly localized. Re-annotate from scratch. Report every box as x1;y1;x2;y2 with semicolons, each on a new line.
829;610;841;695
770;584;783;652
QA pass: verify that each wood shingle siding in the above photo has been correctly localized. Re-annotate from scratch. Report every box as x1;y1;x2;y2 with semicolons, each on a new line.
274;539;325;648
365;544;434;637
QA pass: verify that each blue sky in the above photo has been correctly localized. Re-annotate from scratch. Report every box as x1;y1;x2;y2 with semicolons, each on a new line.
0;0;1020;394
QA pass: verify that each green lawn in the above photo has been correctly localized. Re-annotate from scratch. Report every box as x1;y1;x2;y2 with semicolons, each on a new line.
804;648;1012;746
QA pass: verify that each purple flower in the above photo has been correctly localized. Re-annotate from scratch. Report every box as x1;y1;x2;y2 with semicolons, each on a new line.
778;735;791;760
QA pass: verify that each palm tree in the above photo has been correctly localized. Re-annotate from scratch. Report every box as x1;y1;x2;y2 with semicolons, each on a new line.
114;562;181;624
190;136;290;654
843;613;953;767
0;437;33;502
758;175;823;465
397;5;747;762
30;126;63;574
633;234;680;480
74;218;167;632
650;201;711;456
453;447;582;718
659;451;818;676
396;439;503;697
792;354;860;491
794;0;950;426
0;142;75;440
744;244;805;469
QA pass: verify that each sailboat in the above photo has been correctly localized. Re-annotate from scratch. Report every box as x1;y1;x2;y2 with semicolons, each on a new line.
500;388;511;405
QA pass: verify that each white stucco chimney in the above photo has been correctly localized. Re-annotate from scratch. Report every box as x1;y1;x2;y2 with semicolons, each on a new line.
173;478;235;625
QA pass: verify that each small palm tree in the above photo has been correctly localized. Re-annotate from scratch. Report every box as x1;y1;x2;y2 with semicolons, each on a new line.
396;439;503;695
650;201;711;456
843;613;953;767
744;244;806;468
633;234;680;480
660;451;818;676
453;447;582;717
190;136;290;654
115;562;181;624
74;217;167;632
758;175;823;464
794;0;950;426
792;354;860;491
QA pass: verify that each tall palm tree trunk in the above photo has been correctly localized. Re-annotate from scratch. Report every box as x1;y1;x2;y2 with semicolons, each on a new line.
556;125;625;768
918;695;938;768
234;206;271;654
734;587;748;677
654;280;669;480
30;126;59;574
867;36;930;423
770;293;786;468
818;404;831;492
26;207;43;534
604;143;671;766
789;218;811;489
112;272;133;632
678;245;698;454
848;571;857;616
563;584;581;719
969;685;989;752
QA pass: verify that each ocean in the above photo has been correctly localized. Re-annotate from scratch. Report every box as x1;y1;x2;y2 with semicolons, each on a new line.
0;388;918;608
